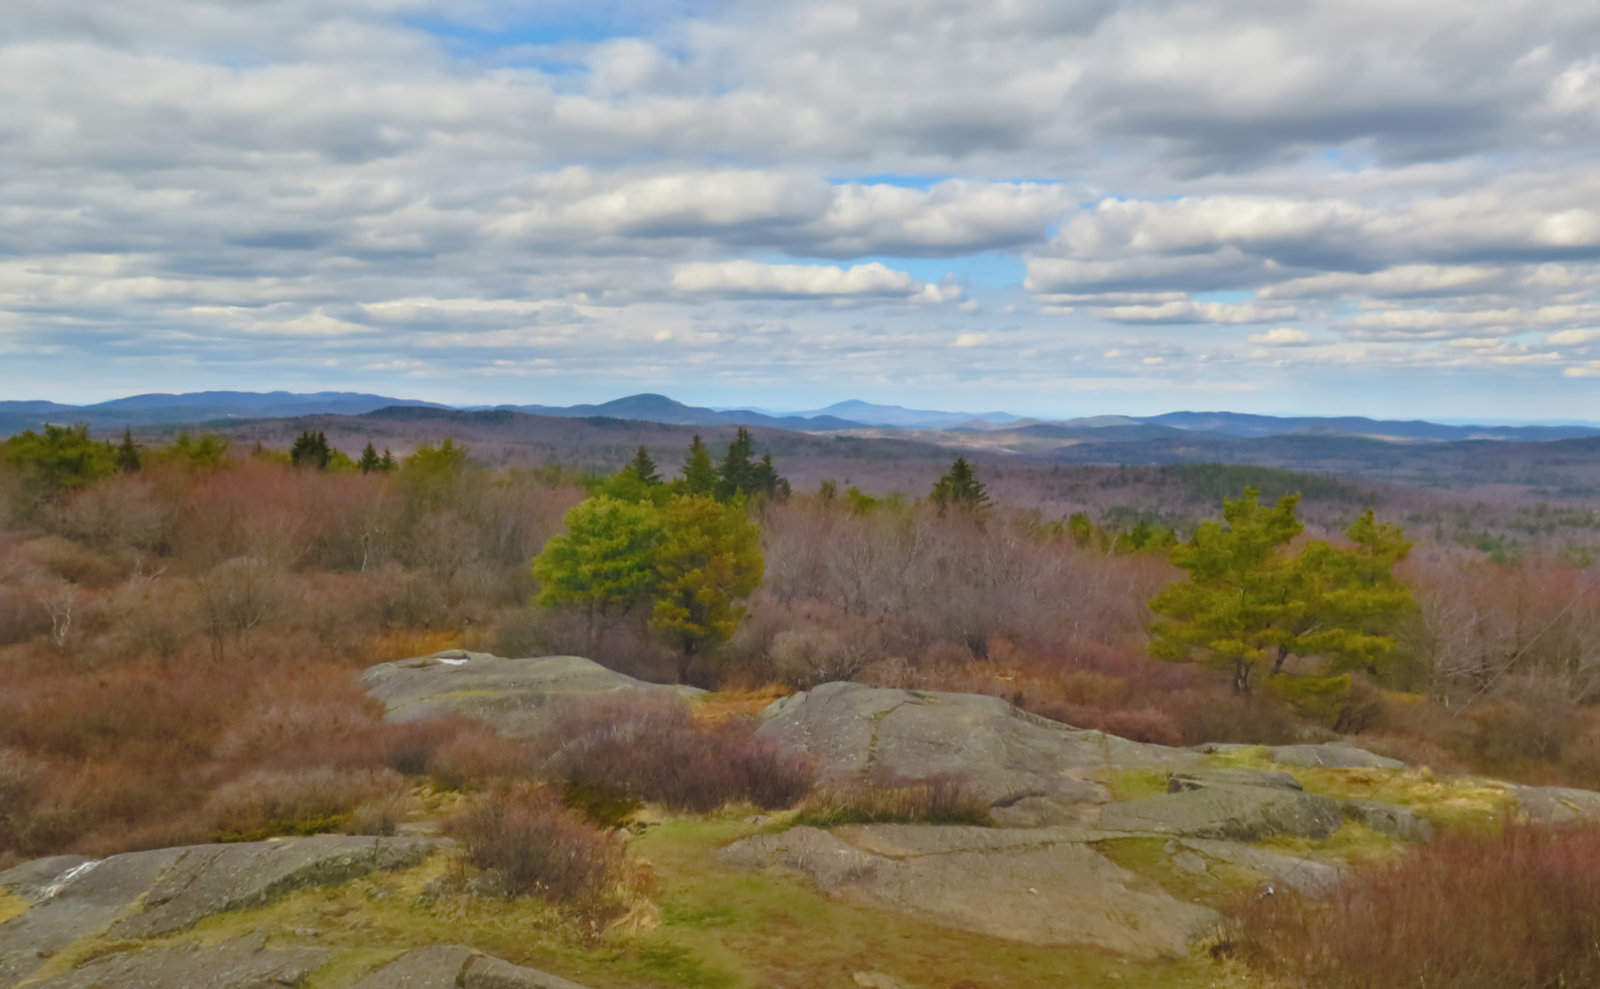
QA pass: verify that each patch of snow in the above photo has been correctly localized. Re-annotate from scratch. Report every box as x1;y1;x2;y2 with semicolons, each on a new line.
437;657;469;666
42;860;101;899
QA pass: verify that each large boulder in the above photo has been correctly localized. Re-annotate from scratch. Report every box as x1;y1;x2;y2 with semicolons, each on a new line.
1095;784;1344;841
716;824;1218;959
361;652;701;736
756;682;1197;824
0;837;442;987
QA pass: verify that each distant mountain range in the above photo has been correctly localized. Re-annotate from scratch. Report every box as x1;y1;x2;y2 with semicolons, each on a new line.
3;390;1597;445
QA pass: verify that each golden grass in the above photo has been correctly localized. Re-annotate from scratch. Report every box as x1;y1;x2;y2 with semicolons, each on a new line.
688;685;793;726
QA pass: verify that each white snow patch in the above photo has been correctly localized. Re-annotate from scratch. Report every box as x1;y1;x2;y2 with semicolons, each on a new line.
437;657;469;666
42;859;102;899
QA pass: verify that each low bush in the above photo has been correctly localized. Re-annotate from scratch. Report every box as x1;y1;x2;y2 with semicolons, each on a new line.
537;697;815;813
446;782;627;908
794;770;991;827
1226;822;1600;989
425;726;532;790
203;766;407;840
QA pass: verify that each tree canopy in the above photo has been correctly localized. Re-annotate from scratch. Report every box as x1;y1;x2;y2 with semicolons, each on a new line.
648;494;765;677
1148;489;1413;694
529;489;765;679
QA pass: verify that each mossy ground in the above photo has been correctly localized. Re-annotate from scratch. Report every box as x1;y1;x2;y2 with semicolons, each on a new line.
1200;748;1514;829
0;892;26;928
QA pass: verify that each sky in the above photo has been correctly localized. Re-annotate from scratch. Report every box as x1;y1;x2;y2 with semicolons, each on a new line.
4;1;1600;420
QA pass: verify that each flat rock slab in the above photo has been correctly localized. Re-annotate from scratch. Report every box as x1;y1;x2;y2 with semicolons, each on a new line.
361;653;701;736
24;934;329;989
109;836;442;940
1512;785;1600;823
1169;768;1302;792
0;837;441;987
1096;785;1343;841
344;944;593;989
1172;839;1345;897
716;824;1217;959
0;848;189;987
1268;743;1403;770
757;682;1198;822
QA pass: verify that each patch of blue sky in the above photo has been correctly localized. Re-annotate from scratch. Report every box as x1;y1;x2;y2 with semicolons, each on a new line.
404;0;718;51
771;253;1026;290
1191;290;1253;304
835;174;952;190
408;17;619;48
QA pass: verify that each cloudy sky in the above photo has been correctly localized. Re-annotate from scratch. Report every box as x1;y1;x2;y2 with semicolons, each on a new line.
5;0;1600;419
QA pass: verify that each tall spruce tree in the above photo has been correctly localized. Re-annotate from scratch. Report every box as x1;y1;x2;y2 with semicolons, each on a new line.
930;457;990;512
715;427;756;501
680;435;717;496
627;445;661;486
358;442;382;474
114;429;142;473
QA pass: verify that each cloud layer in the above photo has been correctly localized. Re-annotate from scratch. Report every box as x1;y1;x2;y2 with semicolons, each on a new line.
2;0;1599;416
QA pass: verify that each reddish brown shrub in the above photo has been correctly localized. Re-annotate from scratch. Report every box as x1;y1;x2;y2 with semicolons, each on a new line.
795;770;991;827
446;782;627;906
538;697;815;813
203;767;407;839
1228;822;1600;989
425;727;533;790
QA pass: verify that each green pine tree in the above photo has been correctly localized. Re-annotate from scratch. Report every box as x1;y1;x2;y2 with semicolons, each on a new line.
290;430;332;470
358;442;382;474
531;496;666;652
648;494;765;681
679;435;717;496
114;429;142;473
1148;489;1414;695
378;449;398;472
715;427;757;501
627;445;661;486
930;457;990;512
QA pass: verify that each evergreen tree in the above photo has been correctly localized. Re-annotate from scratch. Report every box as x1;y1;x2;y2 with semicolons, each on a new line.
648;494;765;681
531;496;665;652
930;457;990;512
715;427;757;501
626;445;661;486
114;429;142;473
378;448;398;472
680;435;717;496
750;453;789;499
358;442;382;474
290;430;331;470
1148;489;1414;695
